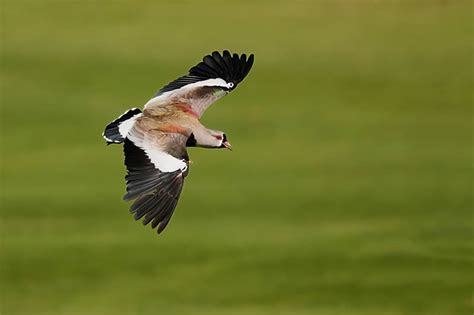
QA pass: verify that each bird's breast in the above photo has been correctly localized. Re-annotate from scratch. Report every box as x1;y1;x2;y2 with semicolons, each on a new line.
157;124;190;136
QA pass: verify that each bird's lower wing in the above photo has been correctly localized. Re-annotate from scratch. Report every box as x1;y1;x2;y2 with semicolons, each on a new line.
123;128;189;234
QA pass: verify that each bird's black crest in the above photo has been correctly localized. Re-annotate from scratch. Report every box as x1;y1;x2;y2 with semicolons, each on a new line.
156;50;254;96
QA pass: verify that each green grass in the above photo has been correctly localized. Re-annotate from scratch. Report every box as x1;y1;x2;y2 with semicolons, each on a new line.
1;0;472;314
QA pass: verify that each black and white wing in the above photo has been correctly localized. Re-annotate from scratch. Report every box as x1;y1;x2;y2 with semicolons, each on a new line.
144;50;254;117
123;128;189;234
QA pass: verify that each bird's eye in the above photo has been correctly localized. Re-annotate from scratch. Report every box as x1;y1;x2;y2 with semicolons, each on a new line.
228;82;234;88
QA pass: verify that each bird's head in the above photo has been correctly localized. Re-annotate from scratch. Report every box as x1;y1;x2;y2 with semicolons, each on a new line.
211;131;232;150
186;130;232;150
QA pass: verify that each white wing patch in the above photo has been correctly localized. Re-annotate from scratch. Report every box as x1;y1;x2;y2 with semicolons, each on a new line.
128;128;187;173
144;147;188;173
144;78;232;109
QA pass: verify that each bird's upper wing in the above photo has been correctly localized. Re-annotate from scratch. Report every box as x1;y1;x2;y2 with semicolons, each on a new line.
123;126;189;234
144;50;254;117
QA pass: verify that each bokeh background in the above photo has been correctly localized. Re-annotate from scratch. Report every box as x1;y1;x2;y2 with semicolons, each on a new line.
1;1;472;314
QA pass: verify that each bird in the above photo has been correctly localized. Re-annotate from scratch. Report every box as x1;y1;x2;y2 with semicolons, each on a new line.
102;50;254;234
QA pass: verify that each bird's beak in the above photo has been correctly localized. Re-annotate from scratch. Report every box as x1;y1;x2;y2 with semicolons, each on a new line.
223;141;232;150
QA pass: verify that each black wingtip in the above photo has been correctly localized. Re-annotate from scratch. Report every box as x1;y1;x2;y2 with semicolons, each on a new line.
189;50;255;88
156;51;254;96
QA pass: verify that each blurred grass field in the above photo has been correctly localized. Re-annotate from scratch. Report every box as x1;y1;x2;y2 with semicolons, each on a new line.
1;1;473;314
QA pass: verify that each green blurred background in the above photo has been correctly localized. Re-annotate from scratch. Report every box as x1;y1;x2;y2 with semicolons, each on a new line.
1;1;472;314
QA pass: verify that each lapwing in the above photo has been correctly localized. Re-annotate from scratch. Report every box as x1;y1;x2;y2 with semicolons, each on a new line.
103;51;254;234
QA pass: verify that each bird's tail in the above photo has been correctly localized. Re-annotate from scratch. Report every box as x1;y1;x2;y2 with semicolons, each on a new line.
102;108;142;145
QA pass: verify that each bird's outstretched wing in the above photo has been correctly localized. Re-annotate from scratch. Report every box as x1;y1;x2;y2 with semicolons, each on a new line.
124;127;189;234
144;50;254;117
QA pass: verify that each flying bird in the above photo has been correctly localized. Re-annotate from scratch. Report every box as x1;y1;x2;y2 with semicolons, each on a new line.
103;50;254;234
